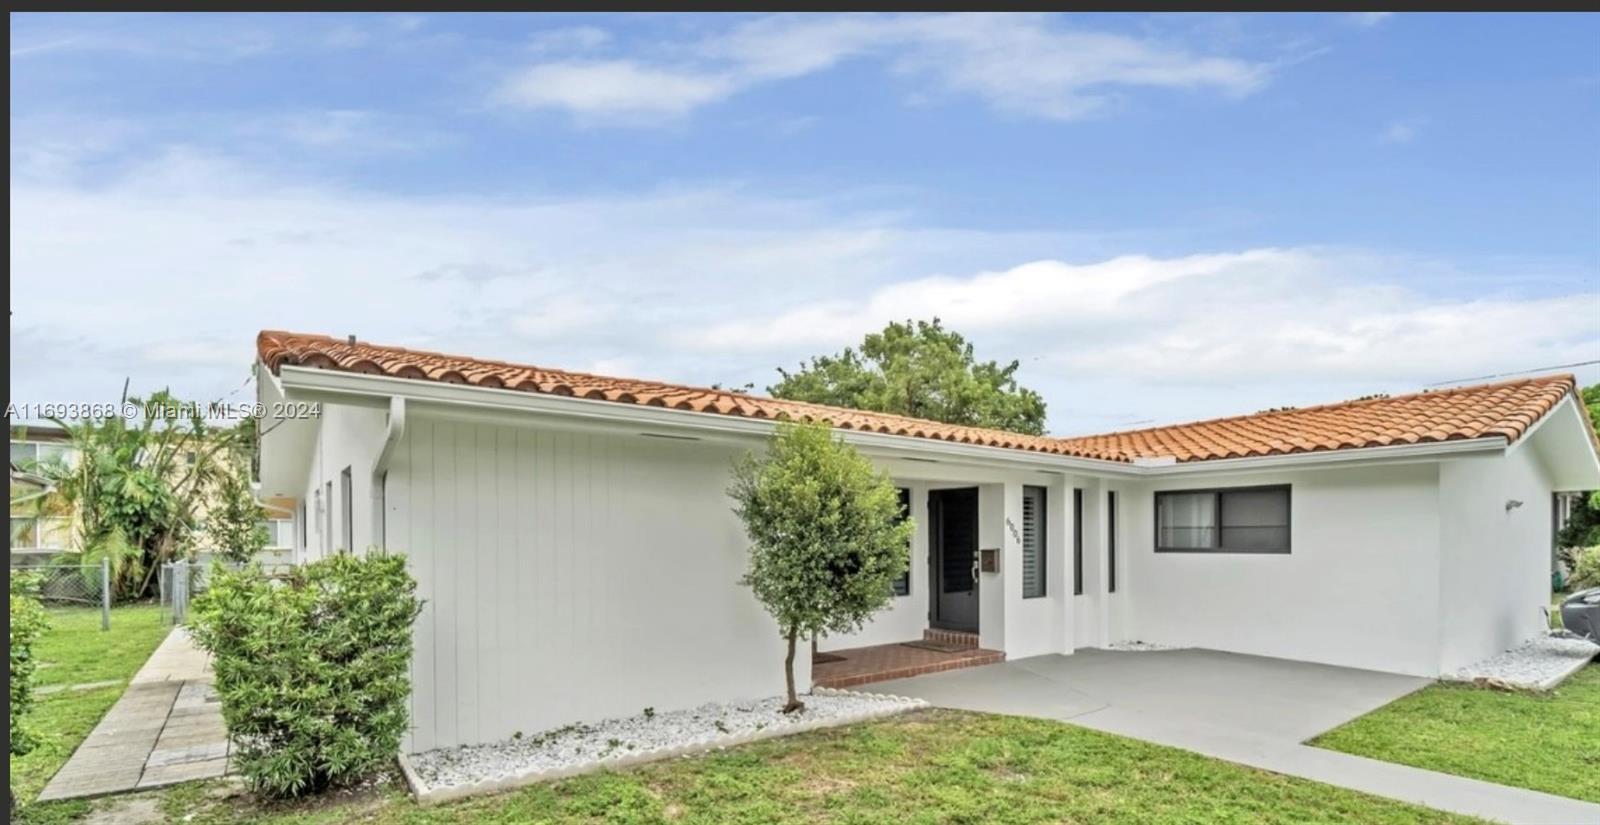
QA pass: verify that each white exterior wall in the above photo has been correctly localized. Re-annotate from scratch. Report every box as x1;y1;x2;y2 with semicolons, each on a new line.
816;481;930;651
997;479;1073;658
1124;464;1444;676
1437;447;1554;672
1072;476;1108;649
297;403;390;563
822;468;1070;657
386;414;799;753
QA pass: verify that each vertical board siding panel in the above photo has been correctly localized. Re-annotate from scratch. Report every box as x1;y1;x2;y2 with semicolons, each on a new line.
596;436;612;697
556;432;574;706
433;421;458;750
515;428;538;737
494;426;517;741
406;420;435;752
536;430;556;727
576;434;593;703
461;420;481;747
474;425;498;743
457;424;481;747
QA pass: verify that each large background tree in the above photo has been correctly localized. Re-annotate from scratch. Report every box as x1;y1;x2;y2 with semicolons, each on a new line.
39;388;258;599
730;421;913;713
769;319;1048;435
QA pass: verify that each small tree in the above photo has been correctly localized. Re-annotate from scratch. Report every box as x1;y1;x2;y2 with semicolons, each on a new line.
730;421;913;713
208;469;269;564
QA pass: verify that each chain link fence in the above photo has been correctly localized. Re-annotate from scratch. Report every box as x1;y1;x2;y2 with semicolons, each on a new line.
9;559;112;630
158;557;250;625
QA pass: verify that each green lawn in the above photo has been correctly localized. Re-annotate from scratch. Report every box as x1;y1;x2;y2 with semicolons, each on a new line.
1313;665;1600;804
37;710;1476;825
32;604;170;688
11;604;171;812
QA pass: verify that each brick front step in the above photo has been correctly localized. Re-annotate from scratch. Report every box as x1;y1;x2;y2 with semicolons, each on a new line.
922;628;980;649
813;646;1005;690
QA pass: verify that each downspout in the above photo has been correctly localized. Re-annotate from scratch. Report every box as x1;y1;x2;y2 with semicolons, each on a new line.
371;396;406;554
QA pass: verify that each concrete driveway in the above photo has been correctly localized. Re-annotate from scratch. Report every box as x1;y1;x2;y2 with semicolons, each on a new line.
864;649;1600;825
868;648;1428;743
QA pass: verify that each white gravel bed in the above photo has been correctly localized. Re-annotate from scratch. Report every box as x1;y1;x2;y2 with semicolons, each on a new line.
1445;634;1598;690
403;689;925;804
1102;640;1186;652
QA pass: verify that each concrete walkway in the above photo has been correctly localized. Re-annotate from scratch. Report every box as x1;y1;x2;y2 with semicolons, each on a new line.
866;649;1600;825
39;628;233;801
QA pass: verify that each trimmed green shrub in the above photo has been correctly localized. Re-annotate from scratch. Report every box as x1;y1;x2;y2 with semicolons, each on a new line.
190;554;423;798
9;574;49;758
1569;546;1600;591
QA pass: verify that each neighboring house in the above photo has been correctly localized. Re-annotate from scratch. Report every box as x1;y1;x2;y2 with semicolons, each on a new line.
10;423;76;564
8;422;291;569
255;330;1600;753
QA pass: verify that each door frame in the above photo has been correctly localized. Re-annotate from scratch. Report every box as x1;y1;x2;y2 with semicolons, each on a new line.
928;486;980;632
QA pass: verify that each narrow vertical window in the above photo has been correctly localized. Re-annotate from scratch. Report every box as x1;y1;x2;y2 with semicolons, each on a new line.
1107;490;1118;594
1022;485;1047;598
340;467;354;553
322;481;333;554
891;487;911;596
1073;488;1084;596
377;471;388;552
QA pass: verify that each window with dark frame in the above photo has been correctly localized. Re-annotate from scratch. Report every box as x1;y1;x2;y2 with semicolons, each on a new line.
1156;485;1290;554
1021;485;1047;598
1107;490;1118;593
892;487;911;596
299;500;307;550
340;467;353;554
1073;488;1084;596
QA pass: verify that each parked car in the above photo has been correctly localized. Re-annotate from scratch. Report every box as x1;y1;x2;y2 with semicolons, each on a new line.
1559;588;1600;643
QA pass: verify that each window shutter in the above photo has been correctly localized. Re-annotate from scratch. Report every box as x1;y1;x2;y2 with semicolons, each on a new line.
891;487;911;596
1022;486;1046;598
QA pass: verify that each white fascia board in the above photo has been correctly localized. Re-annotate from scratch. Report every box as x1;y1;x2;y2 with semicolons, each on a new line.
275;365;1510;480
1146;437;1505;476
276;366;1144;477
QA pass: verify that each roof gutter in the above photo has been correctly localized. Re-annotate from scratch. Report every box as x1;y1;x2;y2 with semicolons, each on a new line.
370;396;406;552
275;365;1510;480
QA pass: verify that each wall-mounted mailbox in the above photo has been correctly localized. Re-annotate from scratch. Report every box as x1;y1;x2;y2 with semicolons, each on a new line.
980;548;999;574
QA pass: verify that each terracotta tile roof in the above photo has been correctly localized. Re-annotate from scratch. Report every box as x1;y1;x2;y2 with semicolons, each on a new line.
1053;374;1578;463
257;331;1579;466
256;331;1106;460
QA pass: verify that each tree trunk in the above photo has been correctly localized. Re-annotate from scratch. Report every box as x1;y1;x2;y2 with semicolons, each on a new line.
782;627;804;714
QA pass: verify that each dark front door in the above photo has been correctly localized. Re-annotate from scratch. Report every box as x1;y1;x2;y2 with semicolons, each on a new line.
929;487;980;632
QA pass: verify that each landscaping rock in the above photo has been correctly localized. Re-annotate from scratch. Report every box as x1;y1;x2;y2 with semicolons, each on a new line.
1446;633;1598;690
406;690;924;800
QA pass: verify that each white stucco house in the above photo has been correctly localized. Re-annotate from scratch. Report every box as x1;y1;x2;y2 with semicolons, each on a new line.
255;330;1600;753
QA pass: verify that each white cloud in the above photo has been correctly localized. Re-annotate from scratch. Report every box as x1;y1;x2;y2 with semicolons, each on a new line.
491;60;735;120
492;14;1272;124
1349;13;1395;27
690;249;1600;406
1380;117;1424;144
527;25;612;54
10;142;1596;436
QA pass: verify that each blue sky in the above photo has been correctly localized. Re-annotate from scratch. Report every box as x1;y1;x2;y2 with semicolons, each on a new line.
10;12;1599;435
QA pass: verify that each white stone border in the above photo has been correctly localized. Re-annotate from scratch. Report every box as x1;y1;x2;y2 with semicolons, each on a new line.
396;688;928;806
1441;646;1596;692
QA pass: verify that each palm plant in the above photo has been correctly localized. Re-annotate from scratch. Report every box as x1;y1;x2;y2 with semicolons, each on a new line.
40;388;255;600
